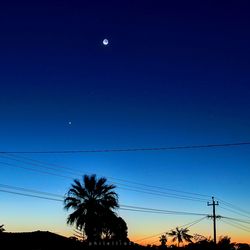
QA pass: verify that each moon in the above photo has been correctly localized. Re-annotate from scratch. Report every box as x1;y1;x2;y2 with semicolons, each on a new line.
103;39;109;46
68;121;72;125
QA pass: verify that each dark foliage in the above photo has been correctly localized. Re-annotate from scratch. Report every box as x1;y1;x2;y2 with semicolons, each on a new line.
168;227;193;247
0;224;5;233
64;174;128;242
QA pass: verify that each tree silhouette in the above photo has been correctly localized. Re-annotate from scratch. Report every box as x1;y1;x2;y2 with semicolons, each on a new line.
110;216;128;241
236;243;250;250
159;234;167;247
64;174;119;242
186;236;213;250
168;227;193;247
218;236;235;250
0;224;5;233
102;215;128;241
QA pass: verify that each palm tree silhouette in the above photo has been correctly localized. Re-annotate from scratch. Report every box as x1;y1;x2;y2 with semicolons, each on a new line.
168;227;193;247
64;174;119;242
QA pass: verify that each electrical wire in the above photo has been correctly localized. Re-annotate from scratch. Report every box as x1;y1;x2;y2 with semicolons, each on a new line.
0;184;207;217
135;231;167;243
221;219;250;233
6;154;250;216
185;216;208;228
4;152;250;220
148;238;161;246
2;184;249;238
0;155;210;203
0;152;211;199
217;198;250;217
116;186;207;202
0;189;63;202
119;208;207;216
120;205;208;216
0;184;63;198
221;219;250;231
0;153;80;176
0;161;74;179
0;160;208;203
221;216;250;225
219;206;250;220
1;141;250;154
2;154;249;228
2;157;249;229
136;216;207;243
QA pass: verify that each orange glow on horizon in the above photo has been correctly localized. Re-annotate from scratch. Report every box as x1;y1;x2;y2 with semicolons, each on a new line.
8;227;250;245
130;235;250;246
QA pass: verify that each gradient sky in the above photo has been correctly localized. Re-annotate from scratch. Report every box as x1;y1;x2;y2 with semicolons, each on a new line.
0;0;250;244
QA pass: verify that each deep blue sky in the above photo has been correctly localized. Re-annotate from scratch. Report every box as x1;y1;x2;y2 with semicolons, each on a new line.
0;0;250;243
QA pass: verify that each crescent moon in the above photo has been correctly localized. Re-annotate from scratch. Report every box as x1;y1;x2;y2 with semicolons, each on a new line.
103;39;109;46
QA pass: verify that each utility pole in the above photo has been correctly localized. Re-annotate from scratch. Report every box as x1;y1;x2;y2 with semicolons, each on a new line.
207;197;219;245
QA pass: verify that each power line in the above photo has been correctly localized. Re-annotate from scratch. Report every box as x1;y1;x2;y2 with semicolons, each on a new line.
221;219;250;233
1;141;250;154
135;231;167;243
147;239;161;246
0;154;210;202
221;216;250;225
0;185;208;217
6;154;248;219
0;189;63;202
0;161;74;180
3;153;250;220
0;159;207;204
120;205;208;216
136;216;207;243
185;216;208;228
0;184;63;198
117;186;207;203
219;206;250;220
2;183;249;237
217;198;250;217
1;153;210;199
2;154;249;221
1;170;249;240
0;154;76;177
2;156;249;225
119;207;184;215
222;219;250;231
